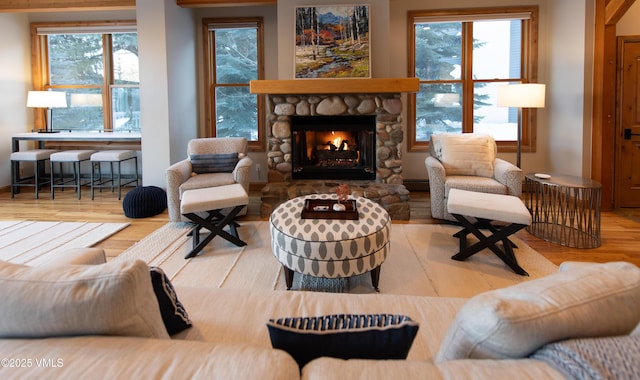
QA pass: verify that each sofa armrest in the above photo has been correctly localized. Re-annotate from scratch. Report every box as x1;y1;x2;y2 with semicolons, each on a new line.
233;156;253;193
166;159;193;222
425;155;447;219
493;158;523;196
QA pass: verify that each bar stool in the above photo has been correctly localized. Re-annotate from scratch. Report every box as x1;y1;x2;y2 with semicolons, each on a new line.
10;149;58;199
90;150;139;200
49;150;96;200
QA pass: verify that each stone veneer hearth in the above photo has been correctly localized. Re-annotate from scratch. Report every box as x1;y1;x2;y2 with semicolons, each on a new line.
260;92;411;220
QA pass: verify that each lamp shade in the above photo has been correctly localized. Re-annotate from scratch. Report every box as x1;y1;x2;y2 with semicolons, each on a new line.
497;83;545;108
26;91;67;108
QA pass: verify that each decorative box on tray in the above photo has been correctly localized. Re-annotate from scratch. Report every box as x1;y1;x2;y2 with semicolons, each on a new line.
301;198;359;220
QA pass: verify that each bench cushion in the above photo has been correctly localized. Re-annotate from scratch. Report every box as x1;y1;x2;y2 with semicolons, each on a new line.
180;183;248;214
447;188;531;225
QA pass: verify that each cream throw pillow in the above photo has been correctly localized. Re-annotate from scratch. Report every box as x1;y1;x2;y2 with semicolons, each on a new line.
437;133;496;178
436;261;640;361
0;259;169;339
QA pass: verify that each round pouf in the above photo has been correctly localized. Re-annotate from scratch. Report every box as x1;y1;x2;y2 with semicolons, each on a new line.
123;186;167;218
270;194;390;290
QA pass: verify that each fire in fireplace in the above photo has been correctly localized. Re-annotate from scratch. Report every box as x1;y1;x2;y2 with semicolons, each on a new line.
291;115;376;180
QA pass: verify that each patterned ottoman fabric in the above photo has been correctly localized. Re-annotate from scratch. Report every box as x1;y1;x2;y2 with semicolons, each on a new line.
270;194;390;279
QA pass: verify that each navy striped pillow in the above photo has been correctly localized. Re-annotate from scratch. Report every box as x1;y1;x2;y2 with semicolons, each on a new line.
149;266;192;335
267;314;419;367
190;153;238;174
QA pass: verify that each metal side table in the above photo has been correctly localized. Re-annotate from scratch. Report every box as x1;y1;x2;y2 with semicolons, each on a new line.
524;173;602;248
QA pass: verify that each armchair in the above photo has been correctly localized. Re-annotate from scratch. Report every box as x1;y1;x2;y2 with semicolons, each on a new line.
425;133;522;221
166;137;252;222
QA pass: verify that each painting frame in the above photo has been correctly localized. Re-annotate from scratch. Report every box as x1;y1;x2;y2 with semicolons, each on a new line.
294;4;371;79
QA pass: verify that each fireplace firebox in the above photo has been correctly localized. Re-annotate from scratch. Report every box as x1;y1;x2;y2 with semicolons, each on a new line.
291;115;376;180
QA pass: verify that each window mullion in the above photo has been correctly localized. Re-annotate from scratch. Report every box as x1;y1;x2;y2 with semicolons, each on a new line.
462;22;474;133
103;34;113;131
210;31;218;137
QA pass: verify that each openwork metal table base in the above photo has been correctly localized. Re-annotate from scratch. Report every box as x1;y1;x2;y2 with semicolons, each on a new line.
525;173;602;248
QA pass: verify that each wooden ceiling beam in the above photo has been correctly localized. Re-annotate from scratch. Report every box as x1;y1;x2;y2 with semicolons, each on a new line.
177;0;275;7
605;0;636;25
0;0;134;12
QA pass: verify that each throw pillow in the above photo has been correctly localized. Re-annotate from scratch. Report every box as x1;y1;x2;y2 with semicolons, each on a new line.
436;261;640;361
149;266;192;335
267;314;419;367
0;259;169;339
438;133;496;177
530;335;640;379
190;153;238;174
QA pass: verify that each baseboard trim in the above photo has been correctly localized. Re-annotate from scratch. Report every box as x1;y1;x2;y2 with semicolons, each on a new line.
403;179;428;192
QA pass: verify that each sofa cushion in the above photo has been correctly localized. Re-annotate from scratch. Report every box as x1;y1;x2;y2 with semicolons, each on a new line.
436;261;640;361
190;152;238;174
149;266;192;335
0;336;300;380
0;259;169;339
434;133;496;177
267;313;419;367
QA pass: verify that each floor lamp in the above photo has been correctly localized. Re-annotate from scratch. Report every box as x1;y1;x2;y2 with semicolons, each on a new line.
497;83;546;168
27;91;67;133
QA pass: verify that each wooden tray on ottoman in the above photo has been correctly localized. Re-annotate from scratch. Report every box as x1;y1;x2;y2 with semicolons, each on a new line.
301;199;359;220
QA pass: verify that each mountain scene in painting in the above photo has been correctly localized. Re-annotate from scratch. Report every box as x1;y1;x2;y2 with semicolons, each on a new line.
295;5;370;78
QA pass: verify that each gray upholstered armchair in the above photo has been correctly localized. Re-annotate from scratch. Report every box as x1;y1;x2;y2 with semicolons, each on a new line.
425;133;523;222
166;137;252;222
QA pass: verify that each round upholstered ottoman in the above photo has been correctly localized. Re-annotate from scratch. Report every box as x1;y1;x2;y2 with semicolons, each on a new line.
270;194;390;291
123;186;167;218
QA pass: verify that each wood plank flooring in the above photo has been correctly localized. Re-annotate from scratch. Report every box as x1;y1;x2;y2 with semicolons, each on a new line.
1;187;639;267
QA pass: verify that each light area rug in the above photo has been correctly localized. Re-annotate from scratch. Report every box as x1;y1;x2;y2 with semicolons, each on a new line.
115;221;559;298
0;220;129;265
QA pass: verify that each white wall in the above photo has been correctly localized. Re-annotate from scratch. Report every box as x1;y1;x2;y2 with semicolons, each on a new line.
546;0;591;177
0;14;31;187
138;0;198;187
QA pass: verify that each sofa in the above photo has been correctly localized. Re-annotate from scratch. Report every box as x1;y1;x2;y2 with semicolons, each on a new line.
1;248;639;379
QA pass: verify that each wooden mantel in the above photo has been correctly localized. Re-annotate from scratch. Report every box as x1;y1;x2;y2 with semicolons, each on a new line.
250;78;419;95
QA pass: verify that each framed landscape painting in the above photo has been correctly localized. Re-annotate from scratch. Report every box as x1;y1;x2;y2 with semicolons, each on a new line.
294;5;370;79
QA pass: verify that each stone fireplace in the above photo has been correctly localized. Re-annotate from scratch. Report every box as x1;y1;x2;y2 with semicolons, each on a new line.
251;78;418;219
266;93;405;184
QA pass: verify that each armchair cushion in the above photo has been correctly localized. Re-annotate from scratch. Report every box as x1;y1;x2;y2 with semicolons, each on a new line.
436;134;496;177
190;153;238;174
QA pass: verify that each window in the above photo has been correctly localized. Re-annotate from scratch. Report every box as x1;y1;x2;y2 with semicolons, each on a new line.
204;18;265;151
31;22;139;132
407;7;538;152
